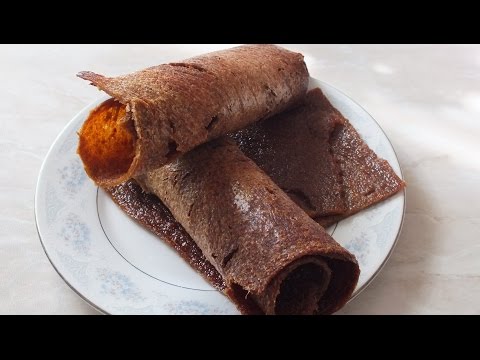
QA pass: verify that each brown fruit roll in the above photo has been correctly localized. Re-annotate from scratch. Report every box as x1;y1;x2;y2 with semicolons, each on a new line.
232;88;405;228
135;138;360;315
231;88;347;219
77;45;309;187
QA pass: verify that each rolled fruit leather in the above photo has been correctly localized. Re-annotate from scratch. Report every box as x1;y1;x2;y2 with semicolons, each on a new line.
77;44;309;187
135;138;360;315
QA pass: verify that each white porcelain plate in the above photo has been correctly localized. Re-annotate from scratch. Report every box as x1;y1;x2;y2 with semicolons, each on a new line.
35;78;405;314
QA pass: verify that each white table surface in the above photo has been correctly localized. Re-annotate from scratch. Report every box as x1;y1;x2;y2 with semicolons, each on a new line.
1;44;479;315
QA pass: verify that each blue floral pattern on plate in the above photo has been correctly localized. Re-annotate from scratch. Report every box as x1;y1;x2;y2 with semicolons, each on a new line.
97;268;145;302
58;213;91;255
58;160;86;196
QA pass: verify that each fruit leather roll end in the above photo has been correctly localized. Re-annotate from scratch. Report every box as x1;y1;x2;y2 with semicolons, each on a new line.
137;138;360;315
77;45;309;187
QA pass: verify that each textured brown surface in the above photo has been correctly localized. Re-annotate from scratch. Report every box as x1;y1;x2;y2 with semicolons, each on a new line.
316;119;405;227
231;88;346;218
107;180;225;290
106;180;263;315
78;45;309;186
232;87;405;228
136;138;359;315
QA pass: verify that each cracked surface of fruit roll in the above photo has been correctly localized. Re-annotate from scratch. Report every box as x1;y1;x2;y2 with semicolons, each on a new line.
232;88;405;228
136;138;359;315
77;45;309;187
